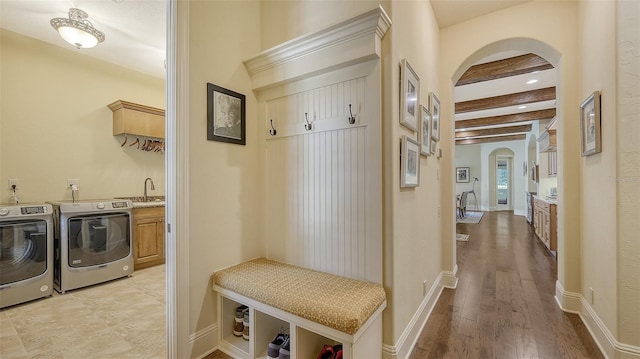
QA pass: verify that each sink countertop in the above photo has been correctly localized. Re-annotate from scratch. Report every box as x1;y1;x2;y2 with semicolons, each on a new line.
114;196;165;208
132;201;165;208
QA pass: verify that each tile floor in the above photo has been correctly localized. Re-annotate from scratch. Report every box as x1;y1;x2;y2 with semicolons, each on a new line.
0;265;166;359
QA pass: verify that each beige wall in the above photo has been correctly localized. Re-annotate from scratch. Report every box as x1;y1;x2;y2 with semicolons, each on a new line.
455;144;482;208
385;0;443;347
186;1;263;354
0;29;165;203
578;0;618;338
440;0;581;299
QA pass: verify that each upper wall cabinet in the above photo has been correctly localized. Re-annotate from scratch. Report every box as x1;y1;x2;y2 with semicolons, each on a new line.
108;100;165;139
538;129;557;152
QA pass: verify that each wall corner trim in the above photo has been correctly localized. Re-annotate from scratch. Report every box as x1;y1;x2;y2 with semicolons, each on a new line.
440;265;459;289
243;5;391;91
555;280;640;358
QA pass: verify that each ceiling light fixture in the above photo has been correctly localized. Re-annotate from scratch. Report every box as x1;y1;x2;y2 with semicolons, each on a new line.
50;8;105;49
527;79;538;84
518;105;527;109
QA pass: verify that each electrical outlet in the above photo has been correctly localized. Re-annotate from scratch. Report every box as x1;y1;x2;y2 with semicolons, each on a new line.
589;287;594;305
67;179;80;189
423;280;428;296
9;179;19;189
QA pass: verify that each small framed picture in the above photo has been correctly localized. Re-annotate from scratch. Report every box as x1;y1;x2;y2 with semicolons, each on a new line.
419;105;432;156
400;59;420;132
430;140;436;155
401;135;420;188
207;83;246;145
580;90;601;156
430;92;440;141
456;167;470;183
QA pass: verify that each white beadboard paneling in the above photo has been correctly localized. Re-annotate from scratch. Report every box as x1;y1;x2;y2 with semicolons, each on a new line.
267;127;370;280
261;60;383;284
266;77;367;139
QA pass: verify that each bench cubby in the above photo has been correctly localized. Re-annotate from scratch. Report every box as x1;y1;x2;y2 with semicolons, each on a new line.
213;258;386;359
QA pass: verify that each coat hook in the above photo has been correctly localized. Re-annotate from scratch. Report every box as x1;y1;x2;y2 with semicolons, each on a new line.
304;112;312;131
269;119;277;136
348;104;356;124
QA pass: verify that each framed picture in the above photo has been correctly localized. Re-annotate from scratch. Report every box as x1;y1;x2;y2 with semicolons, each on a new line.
456;167;470;183
401;135;420;187
580;90;601;156
419;105;432;156
207;83;246;145
430;140;436;154
400;59;420;132
430;92;440;141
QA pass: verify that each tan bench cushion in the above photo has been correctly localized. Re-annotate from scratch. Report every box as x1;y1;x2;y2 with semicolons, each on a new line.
212;258;386;335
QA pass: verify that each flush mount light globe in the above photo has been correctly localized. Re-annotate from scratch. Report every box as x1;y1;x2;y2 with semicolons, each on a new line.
50;8;105;49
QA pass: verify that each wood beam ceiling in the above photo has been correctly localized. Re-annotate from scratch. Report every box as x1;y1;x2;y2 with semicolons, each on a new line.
456;134;526;145
455;108;556;129
455;87;556;114
456;53;554;86
455;124;532;139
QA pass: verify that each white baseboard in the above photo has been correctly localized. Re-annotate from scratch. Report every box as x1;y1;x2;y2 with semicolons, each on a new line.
440;265;458;289
189;323;218;359
555;281;640;359
382;269;453;359
514;209;527;217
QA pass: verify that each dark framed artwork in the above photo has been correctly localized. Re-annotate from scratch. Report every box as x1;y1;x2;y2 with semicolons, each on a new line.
456;167;470;183
579;90;601;156
207;83;246;145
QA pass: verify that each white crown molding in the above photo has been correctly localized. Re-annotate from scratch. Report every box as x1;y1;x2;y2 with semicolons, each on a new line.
243;5;391;91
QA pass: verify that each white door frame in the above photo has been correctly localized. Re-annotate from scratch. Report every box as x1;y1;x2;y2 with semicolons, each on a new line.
166;0;190;357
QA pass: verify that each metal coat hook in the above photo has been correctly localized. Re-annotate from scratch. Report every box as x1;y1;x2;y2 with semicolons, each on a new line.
304;112;312;131
269;119;277;136
348;104;356;124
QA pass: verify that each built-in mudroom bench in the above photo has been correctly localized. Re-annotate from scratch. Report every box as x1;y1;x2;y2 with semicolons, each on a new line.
212;258;386;359
211;6;391;358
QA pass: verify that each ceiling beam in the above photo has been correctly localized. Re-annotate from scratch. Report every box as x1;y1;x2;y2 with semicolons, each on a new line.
455;124;532;139
456;53;554;86
456;134;527;145
455;87;556;114
455;108;556;129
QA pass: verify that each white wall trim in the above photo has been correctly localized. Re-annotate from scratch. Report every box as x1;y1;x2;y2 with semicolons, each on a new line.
243;5;391;90
514;209;527;217
189;324;219;359
382;271;449;359
440;264;458;289
166;0;190;358
555;281;640;358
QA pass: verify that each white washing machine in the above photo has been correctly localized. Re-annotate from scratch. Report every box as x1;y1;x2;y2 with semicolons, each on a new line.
49;200;133;293
0;203;54;308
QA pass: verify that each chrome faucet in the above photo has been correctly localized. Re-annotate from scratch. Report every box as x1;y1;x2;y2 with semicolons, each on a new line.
143;177;155;202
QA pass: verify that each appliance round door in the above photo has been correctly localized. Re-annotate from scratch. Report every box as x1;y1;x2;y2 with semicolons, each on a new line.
67;213;131;268
0;219;48;286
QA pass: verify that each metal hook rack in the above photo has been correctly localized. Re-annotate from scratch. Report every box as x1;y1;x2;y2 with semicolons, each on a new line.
304;113;312;131
348;104;356;124
269;119;277;136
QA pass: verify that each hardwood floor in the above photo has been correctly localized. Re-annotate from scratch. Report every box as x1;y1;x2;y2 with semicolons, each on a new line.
205;211;602;359
410;211;603;359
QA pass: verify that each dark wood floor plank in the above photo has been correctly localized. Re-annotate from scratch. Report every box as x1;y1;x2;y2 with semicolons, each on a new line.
410;211;604;359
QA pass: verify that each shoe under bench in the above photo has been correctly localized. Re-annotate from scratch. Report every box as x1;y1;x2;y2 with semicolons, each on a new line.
211;258;387;359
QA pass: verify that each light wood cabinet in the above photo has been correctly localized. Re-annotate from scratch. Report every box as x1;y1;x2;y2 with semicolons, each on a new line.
533;197;557;252
133;206;165;270
108;100;165;139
